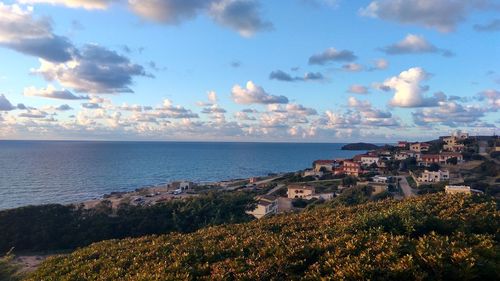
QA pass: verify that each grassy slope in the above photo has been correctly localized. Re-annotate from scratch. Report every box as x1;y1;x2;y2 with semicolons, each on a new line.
28;194;500;281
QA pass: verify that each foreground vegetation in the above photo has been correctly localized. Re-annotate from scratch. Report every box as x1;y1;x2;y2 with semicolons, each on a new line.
29;194;499;280
0;250;22;281
0;192;254;253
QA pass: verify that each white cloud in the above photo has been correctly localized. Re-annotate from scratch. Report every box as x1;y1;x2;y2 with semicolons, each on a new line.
381;67;440;108
0;2;76;62
348;84;369;94
18;0;114;10
381;34;453;56
24;85;89;100
308;47;357;65
231;81;288;104
360;0;499;32
128;0;271;37
209;0;273;37
373;58;389;70
32;44;147;93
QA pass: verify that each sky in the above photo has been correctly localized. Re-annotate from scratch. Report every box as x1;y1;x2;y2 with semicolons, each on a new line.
0;0;499;142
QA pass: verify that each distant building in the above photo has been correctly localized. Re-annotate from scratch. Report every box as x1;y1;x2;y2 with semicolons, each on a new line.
414;170;450;185
397;141;409;148
445;185;471;195
313;160;336;172
420;154;440;166
372;175;391;183
360;155;380;166
287;184;315;199
439;152;463;164
246;195;278;219
410;142;431;153
303;169;323;178
342;160;363;177
395;150;419;160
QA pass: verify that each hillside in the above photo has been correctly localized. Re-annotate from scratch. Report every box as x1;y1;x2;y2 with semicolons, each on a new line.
341;142;380;150
27;194;499;280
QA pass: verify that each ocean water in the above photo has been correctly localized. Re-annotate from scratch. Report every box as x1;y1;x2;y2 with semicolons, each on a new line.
0;141;363;210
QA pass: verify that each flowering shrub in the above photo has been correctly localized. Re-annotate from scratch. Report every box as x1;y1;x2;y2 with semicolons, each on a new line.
28;194;499;280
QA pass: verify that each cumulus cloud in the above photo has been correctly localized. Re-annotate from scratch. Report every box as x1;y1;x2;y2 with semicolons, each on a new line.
234;111;256;121
360;0;499;32
380;34;453;56
231;81;288;104
478;89;500;108
18;0;115;9
0;2;76;62
24;85;89;100
129;0;271;37
32;44;148;93
412;101;487;126
308;47;357;65
209;0;273;37
474;19;500;32
370;58;389;70
380;67;441;107
348;84;369;94
128;0;208;24
153;99;199;119
0;94;15;111
342;63;363;72
269;70;324;82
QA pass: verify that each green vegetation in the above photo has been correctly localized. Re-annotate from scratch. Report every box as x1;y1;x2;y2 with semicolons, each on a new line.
0;250;22;281
341;142;379;150
28;194;499;280
0;192;254;253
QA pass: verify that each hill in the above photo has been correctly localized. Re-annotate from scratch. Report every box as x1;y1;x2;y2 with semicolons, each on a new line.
341;142;380;150
27;194;500;280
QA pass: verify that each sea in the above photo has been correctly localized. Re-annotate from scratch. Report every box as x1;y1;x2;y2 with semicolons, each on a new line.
0;141;365;210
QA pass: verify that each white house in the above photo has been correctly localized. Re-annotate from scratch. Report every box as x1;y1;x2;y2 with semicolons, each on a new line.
414;170;450;185
445;185;471;194
246;195;278;219
360;155;380;166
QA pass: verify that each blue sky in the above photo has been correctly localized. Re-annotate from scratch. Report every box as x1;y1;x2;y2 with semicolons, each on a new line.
0;0;499;142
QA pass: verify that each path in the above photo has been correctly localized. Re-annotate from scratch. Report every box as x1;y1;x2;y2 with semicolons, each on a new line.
397;176;416;198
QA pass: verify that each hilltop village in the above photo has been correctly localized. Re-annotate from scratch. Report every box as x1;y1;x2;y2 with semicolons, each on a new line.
80;131;500;220
246;131;500;218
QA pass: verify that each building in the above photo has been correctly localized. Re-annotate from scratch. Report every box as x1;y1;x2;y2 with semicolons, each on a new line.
397;141;408;148
342;160;363;177
372;175;391;183
246;195;278;219
395;150;420;160
445;185;471;195
303;169;323;178
442;136;465;152
313;160;336;172
439;152;463;164
420;154;440;166
287;184;315;199
410;142;431;153
414;170;450;185
360;155;380;166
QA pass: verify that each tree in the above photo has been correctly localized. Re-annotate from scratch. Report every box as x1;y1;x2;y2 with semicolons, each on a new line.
428;163;440;172
446;157;458;165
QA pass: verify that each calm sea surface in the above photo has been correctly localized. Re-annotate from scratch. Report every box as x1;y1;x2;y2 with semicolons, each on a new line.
0;141;364;210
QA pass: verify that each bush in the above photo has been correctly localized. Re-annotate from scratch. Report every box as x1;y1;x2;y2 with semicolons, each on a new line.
0;192;254;253
27;194;500;281
292;198;310;208
0;250;22;281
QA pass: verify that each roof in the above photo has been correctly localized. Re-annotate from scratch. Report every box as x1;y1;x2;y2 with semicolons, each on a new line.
287;184;315;191
258;195;277;202
440;152;462;156
421;154;440;159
